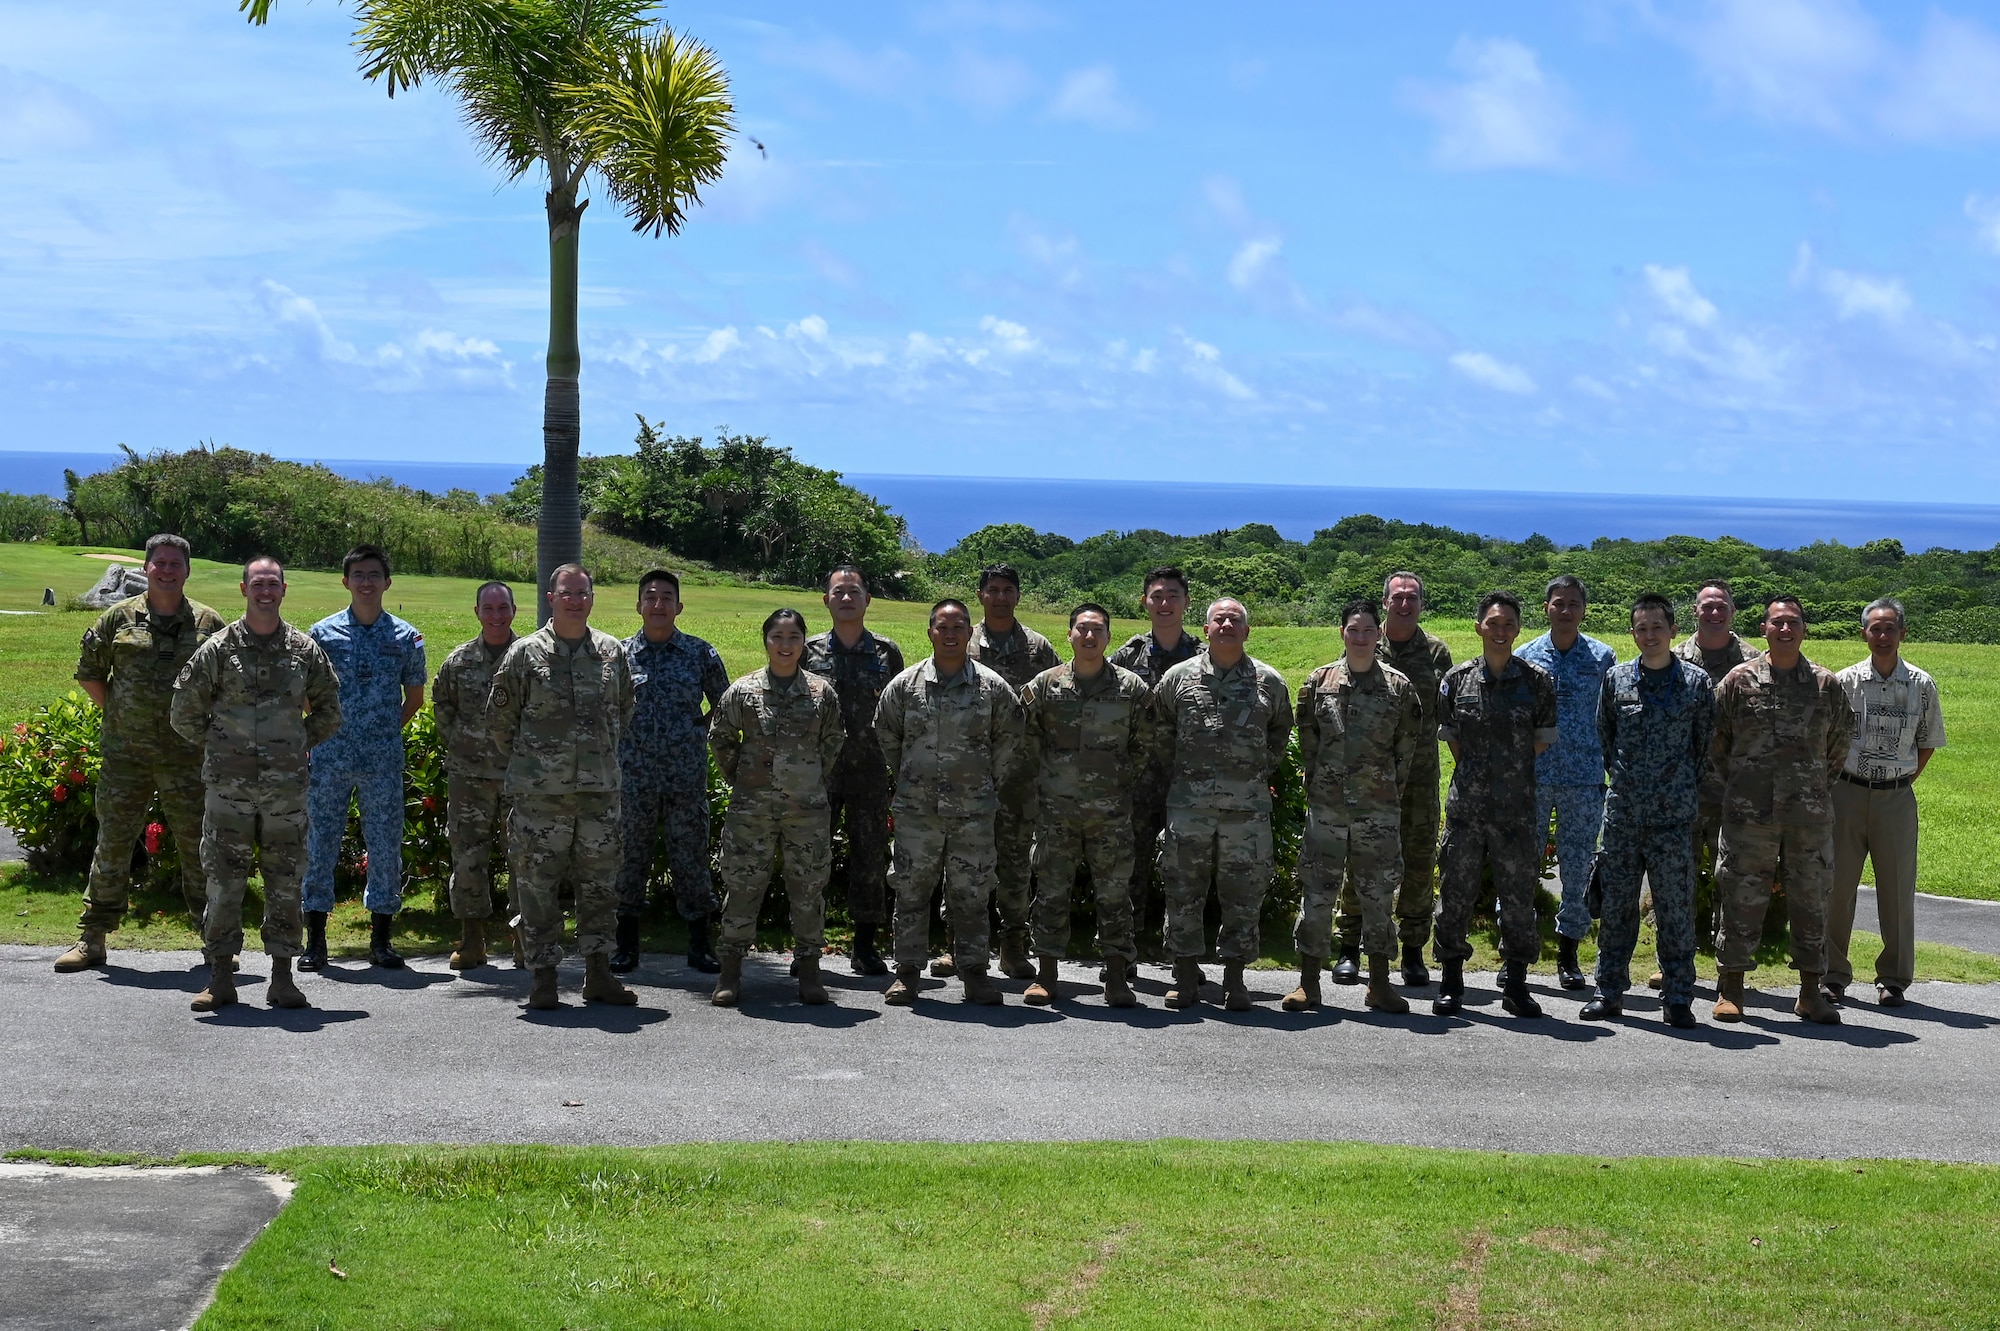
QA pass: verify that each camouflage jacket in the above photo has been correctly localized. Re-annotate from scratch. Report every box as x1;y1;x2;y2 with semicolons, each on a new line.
875;658;1024;820
968;621;1060;691
1018;661;1155;821
1438;655;1559;826
1155;651;1293;815
170;618;342;795
1377;625;1452;771
1109;628;1201;688
75;593;226;767
1674;630;1762;807
488;625;636;799
308;607;426;772
1712;656;1854;827
1296;659;1421;823
709;668;845;813
802;628;904;783
619;629;729;795
432;634;516;782
1597;658;1716;828
1518;630;1619;787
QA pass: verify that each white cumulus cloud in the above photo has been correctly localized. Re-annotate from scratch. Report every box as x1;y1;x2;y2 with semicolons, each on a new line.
1046;64;1143;131
1404;36;1588;170
1449;350;1536;394
1644;265;1719;327
979;315;1039;354
1966;195;2000;253
1820;268;1911;322
1227;236;1283;291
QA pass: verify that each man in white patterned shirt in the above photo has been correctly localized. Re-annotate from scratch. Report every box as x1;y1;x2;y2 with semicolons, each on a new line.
1826;597;1946;1008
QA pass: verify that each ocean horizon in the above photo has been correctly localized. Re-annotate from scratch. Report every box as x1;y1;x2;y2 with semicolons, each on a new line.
6;450;1999;555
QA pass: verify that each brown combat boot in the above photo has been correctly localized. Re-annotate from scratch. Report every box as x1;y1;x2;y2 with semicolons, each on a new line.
1165;958;1205;1009
1222;961;1252;1011
1282;957;1322;1012
53;929;107;973
1365;953;1410;1014
1024;954;1059;1006
511;916;529;970
796;953;829;1006
265;955;310;1009
1102;955;1137;1008
961;965;1004;1006
190;958;237;1013
712;953;743;1007
1712;969;1745;1023
1794;971;1842;1025
527;966;560;1010
929;953;957;978
583;953;637;1005
449;918;487;971
884;964;920;1006
998;931;1036;980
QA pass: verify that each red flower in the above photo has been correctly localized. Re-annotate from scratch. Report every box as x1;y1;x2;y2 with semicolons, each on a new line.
421;795;438;813
51;784;68;803
360;852;369;873
144;823;165;855
11;723;25;737
65;770;85;787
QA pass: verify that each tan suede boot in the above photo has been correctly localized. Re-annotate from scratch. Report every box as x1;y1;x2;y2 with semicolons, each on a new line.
997;931;1036;981
527;966;560;1010
53;929;107;973
1365;953;1410;1014
190;958;237;1013
1102;955;1137;1008
796;953;829;1005
1712;969;1745;1023
712;952;743;1007
1165;958;1205;1009
265;955;310;1009
1024;954;1059;1006
884;964;920;1006
1222;961;1252;1011
583;953;638;1006
961;965;1004;1006
449;918;487;971
1794;971;1842;1025
1282;958;1322;1012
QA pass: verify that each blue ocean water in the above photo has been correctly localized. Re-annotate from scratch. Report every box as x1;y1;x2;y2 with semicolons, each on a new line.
8;451;1999;553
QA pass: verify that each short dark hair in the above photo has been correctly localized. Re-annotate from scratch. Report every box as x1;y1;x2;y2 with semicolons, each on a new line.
143;533;192;565
1764;593;1804;616
762;607;810;639
242;554;284;580
546;562;593;592
474;580;515;609
1696;578;1734;601
637;568;681;600
1863;596;1906;630
1142;565;1189;597
978;563;1021;592
1477;590;1523;623
1544;573;1587;604
1382;570;1424;602
1340;597;1383;628
343;543;391;580
1630;592;1677;628
824;565;868;593
929;598;971;627
1069;601;1111;629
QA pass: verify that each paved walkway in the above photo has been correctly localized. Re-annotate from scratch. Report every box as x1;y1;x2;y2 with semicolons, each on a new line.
5;945;1999;1163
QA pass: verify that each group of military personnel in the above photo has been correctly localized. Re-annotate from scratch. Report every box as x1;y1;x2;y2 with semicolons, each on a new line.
54;533;1942;1030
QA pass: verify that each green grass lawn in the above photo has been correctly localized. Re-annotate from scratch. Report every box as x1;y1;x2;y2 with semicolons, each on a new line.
7;1141;1995;1329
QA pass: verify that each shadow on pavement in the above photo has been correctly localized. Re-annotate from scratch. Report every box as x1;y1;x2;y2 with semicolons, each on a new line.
1864;997;1999;1030
1738;1015;1917;1048
313;963;455;991
515;1003;672;1032
95;965;204;993
196;1004;370;1031
735;1001;881;1028
909;997;1063;1026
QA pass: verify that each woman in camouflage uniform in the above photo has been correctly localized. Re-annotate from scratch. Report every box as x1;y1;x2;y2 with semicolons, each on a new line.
707;609;845;1006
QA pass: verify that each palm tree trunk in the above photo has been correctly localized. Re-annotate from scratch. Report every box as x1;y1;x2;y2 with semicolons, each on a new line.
537;186;588;624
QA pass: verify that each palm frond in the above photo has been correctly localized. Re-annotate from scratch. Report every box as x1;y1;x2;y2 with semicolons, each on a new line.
562;26;734;237
240;0;276;24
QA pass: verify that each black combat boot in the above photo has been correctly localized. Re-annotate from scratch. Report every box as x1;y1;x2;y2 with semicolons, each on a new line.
849;923;888;976
609;916;642;973
1580;990;1622;1021
368;913;404;969
1556;935;1587;990
299;911;328;972
1433;958;1465;1016
1500;959;1544;1018
1399;942;1431;988
686;914;720;974
1330;942;1362;985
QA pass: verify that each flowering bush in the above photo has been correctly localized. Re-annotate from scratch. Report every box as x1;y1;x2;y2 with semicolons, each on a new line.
0;693;103;873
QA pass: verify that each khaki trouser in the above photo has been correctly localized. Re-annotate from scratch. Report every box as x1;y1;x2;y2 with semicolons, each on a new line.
1827;780;1919;991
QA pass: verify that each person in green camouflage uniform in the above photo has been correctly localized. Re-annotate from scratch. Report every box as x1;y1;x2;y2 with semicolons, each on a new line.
1290;598;1422;1014
170;556;341;1012
57;534;226;972
707;608;846;1007
486;564;638;1011
430;580;519;970
1108;565;1201;955
1017;602;1155;1008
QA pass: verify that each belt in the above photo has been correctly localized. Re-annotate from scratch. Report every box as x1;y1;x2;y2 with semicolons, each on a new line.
1838;770;1915;791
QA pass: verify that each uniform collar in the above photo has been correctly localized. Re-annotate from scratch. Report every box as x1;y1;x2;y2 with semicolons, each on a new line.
548;624;606;658
922;657;977;688
762;667;806;693
824;628;878;654
1200;650;1252;680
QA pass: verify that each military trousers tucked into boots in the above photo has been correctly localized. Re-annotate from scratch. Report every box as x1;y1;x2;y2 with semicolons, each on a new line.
992;784;1037;948
446;774;506;920
1032;812;1137;965
717;803;831;961
1336;753;1439;953
890;813;998;972
510;792;621;970
82;761;207;931
1160;808;1273;963
1716;818;1833;974
1299;808;1403;961
1434;815;1541;966
200;786;306;961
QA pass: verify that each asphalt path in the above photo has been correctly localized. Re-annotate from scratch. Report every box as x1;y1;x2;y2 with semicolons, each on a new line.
5;945;1999;1164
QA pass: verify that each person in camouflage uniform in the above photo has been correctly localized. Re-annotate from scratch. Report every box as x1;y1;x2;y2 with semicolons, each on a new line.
804;566;904;976
1433;592;1559;1019
57;534;225;972
430;580;519;970
170;556;342;1012
1289;598;1422;1015
487;564;639;1011
1334;570;1451;987
1584;593;1715;1028
1709;595;1854;1026
303;544;427;971
1153;598;1293;1012
875;599;1025;1006
707;609;846;1007
1017;602;1155;1008
615;569;730;974
1109;564;1201;957
966;562;1060;981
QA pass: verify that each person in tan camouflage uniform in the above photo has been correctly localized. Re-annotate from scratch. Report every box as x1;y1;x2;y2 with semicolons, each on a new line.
1289;597;1422;1015
1153;598;1293;1012
1017;602;1155;1008
1709;594;1854;1026
486;564;638;1011
430;580;519;970
875;598;1025;1006
707;608;845;1007
57;534;225;972
169;556;341;1012
964;562;1060;981
1109;565;1201;955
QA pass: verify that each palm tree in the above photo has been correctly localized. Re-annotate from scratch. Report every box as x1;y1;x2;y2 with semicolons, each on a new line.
243;0;734;619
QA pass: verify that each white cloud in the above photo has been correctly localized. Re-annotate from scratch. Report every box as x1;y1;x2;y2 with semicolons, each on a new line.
1675;0;1878;131
257;279;356;362
1820;268;1911;322
1226;236;1282;291
1572;375;1617;401
1644;265;1718;327
1879;13;2000;141
979;314;1039;354
1178;333;1255;400
1046;64;1143;131
1968;195;2000;254
692;326;742;363
1449;350;1537;394
1404;36;1588;170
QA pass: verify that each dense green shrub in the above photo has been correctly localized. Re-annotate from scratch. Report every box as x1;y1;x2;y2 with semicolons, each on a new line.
0;693;102;873
0;492;73;543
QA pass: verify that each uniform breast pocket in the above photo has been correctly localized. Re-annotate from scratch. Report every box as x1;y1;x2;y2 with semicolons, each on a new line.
1316;692;1348;735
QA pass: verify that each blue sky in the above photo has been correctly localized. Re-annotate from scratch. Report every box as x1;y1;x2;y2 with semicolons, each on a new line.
6;1;2000;499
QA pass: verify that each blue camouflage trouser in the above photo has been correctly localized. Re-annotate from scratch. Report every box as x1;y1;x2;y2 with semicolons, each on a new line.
303;764;405;915
1535;784;1605;941
616;785;717;921
1593;819;1697;1005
